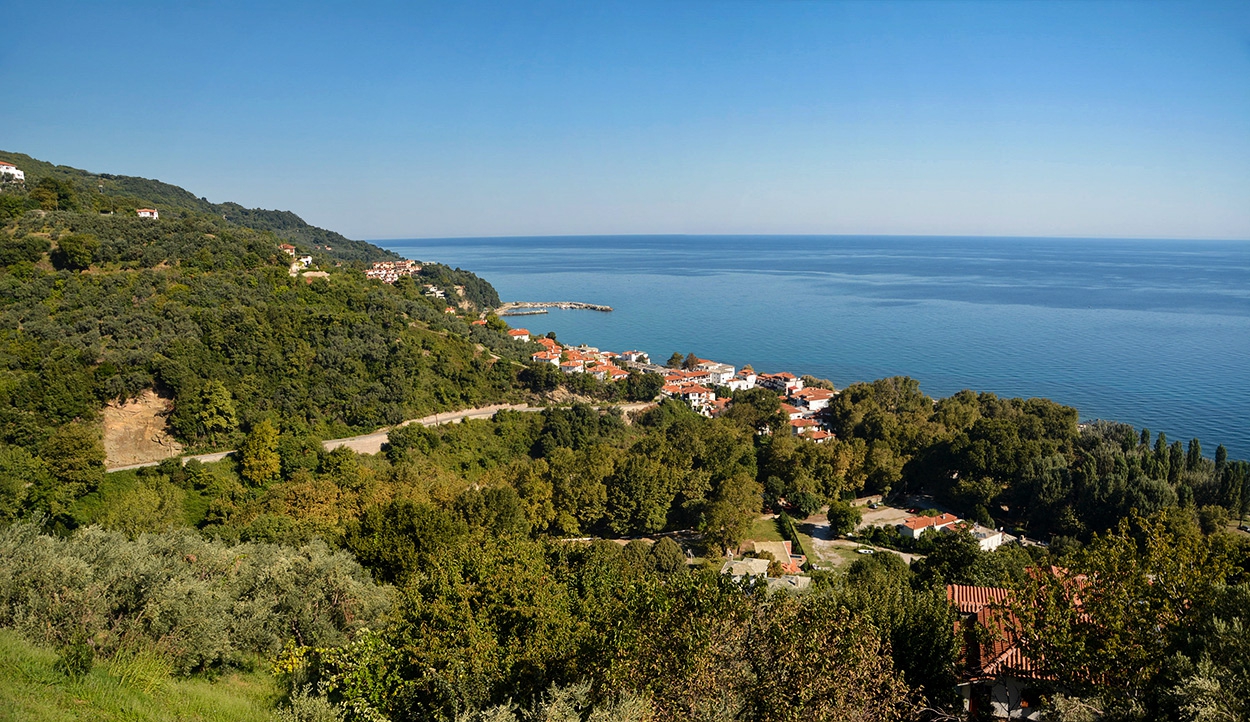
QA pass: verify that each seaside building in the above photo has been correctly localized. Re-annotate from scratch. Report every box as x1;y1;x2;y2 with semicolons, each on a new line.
727;368;757;391
791;387;836;411
365;259;422;284
507;328;531;343
693;358;736;385
0;161;25;183
758;372;804;394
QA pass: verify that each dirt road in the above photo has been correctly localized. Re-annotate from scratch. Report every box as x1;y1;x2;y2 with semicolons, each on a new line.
107;401;657;472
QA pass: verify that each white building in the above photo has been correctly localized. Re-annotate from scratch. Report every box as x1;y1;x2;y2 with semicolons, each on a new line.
0;161;24;183
966;525;1007;552
791;387;836;412
757;372;804;394
507;328;531;343
136;208;159;219
695;359;736;385
727;369;757;392
899;513;961;539
621;350;649;363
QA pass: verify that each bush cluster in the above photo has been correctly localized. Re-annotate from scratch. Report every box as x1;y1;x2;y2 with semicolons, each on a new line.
0;520;391;674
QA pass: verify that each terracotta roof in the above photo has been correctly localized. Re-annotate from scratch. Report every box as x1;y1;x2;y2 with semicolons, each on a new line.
793;387;835;399
0;161;15;167
901;513;960;531
790;418;818;427
946;584;1009;615
507;328;530;336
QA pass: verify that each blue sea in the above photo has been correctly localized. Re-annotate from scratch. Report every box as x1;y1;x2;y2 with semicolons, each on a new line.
375;236;1250;459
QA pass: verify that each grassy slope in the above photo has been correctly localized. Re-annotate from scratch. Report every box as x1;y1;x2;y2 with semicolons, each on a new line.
0;630;279;722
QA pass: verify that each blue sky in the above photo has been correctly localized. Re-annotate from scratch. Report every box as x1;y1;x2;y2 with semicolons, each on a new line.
2;1;1248;240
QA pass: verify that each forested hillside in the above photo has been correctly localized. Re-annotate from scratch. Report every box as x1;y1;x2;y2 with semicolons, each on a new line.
0;150;395;262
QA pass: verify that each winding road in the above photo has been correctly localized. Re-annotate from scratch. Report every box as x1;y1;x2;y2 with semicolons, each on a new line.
106;401;655;472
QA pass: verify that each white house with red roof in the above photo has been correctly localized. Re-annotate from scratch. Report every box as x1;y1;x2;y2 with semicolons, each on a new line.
727;368;757;391
789;418;819;435
531;351;561;365
804;429;835;444
694;359;736;385
779;402;806;421
791;387;836;411
136;208;159;219
758;372;803;394
621;350;649;363
507;328;531;343
0;161;25;183
899;513;961;539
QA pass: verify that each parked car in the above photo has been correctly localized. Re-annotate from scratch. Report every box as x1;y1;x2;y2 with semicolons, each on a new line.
868;503;879;509
855;548;874;555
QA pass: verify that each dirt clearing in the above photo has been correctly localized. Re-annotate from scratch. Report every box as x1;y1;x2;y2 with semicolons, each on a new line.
102;389;183;469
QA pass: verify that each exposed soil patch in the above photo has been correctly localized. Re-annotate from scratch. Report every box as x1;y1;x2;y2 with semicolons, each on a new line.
102;389;183;469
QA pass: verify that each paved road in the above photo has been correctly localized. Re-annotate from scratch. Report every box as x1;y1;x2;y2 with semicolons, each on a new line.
106;401;656;472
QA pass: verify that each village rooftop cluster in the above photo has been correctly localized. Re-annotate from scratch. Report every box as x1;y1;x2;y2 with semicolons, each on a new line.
509;330;843;442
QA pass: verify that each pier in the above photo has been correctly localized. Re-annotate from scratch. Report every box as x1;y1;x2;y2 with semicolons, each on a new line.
496;301;613;314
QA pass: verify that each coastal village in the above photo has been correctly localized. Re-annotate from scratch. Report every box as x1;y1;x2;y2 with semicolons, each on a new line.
287;253;1047;718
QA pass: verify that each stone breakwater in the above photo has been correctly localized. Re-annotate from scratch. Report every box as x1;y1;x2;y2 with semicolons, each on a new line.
496;301;613;313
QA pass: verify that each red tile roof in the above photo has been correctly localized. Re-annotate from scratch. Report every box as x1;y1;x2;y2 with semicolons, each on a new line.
946;584;1009;615
902;513;960;531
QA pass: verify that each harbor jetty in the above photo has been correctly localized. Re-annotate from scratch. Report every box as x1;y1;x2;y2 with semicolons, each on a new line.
496;301;613;315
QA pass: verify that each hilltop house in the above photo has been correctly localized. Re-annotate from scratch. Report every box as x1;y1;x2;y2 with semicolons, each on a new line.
136;208;159;219
507;328;531;343
0;161;25;183
279;244;297;256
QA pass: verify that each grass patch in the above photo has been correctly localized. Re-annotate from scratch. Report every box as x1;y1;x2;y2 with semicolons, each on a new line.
745;516;785;543
0;629;281;722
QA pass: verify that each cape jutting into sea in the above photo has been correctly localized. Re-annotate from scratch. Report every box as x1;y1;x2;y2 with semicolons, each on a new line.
376;235;1250;460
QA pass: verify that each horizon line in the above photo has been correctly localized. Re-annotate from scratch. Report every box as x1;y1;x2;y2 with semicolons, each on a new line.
365;232;1250;243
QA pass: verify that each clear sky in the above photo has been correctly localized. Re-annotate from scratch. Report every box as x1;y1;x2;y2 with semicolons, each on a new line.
3;1;1249;240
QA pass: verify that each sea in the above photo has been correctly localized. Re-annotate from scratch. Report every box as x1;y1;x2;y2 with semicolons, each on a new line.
374;235;1250;460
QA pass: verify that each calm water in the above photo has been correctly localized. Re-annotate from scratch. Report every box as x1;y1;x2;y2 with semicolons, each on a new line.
375;236;1250;459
